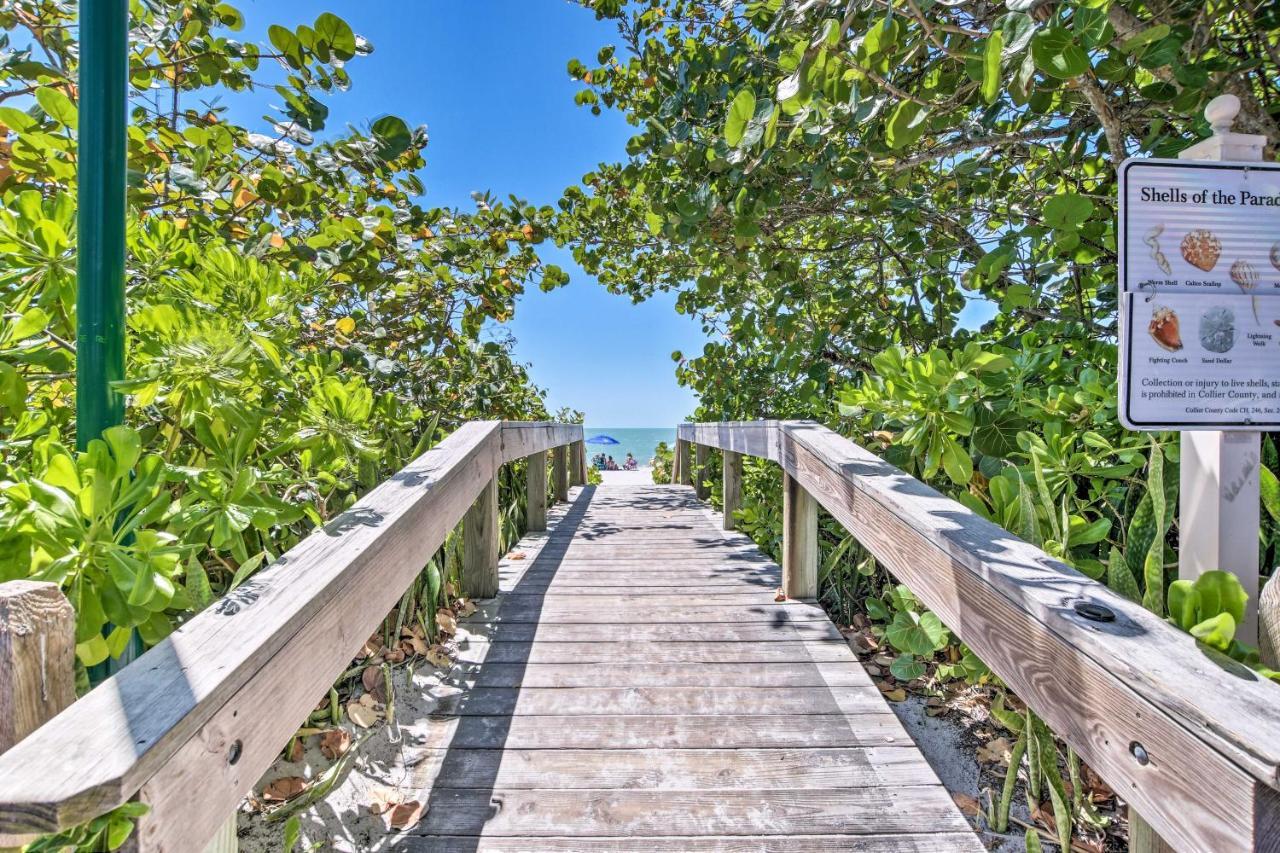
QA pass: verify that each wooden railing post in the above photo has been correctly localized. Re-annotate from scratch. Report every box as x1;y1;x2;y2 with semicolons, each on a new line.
552;444;569;503
0;581;75;847
693;443;710;500
722;450;742;531
782;471;818;599
463;474;500;599
569;439;584;487
527;450;548;532
676;438;692;486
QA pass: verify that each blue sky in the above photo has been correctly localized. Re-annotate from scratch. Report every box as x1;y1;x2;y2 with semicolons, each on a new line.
231;1;705;426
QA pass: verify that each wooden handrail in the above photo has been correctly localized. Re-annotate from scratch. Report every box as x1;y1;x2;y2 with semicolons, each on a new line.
679;420;1280;853
0;420;582;849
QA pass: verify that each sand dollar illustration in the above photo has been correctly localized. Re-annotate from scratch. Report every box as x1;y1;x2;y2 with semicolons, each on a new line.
1180;229;1221;272
1198;305;1235;353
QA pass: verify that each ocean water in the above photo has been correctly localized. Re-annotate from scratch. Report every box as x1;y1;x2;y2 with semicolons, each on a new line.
584;427;675;469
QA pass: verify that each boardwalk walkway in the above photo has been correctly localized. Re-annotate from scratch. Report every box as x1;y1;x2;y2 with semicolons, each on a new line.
406;482;981;851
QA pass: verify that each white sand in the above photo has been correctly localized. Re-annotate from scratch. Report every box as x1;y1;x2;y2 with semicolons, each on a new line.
597;467;656;486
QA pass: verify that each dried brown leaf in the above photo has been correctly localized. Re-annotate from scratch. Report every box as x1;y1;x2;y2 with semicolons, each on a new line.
951;792;982;817
319;728;351;760
774;587;786;602
976;736;1013;766
509;551;526;561
262;776;307;802
388;800;425;830
347;700;380;728
437;608;458;635
456;599;477;617
425;645;452;668
286;738;304;762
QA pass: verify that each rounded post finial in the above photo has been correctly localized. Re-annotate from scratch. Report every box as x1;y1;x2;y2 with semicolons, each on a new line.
1204;94;1241;136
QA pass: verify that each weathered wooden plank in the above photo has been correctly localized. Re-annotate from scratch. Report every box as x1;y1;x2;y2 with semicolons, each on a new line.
693;442;710;499
0;582;75;755
484;601;830;624
676;438;692;485
430;686;887;717
402;834;984;852
456;620;844;643
498;422;582;464
415;713;914;750
783;470;818;599
552;444;568;503
456;661;871;688
462;474;500;599
407;788;972;837
452;640;855;665
408;747;940;790
723;449;743;530
526;450;547;532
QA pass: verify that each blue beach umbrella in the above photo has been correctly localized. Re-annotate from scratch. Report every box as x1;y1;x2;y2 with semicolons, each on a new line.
586;435;621;445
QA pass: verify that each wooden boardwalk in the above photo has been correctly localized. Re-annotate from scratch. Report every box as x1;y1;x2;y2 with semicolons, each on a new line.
404;482;981;851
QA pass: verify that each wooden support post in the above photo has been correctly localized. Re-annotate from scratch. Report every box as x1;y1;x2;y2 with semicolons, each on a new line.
0;581;76;848
527;450;548;533
1262;571;1279;670
1128;807;1176;853
462;475;500;599
693;443;710;500
676;438;692;486
569;440;584;487
722;450;742;530
552;444;568;503
782;471;818;599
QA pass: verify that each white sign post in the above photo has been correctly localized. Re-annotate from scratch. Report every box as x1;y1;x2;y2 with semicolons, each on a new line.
1119;94;1274;644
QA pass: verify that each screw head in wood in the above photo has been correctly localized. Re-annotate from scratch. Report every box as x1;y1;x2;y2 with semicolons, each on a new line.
227;739;243;765
1130;741;1150;765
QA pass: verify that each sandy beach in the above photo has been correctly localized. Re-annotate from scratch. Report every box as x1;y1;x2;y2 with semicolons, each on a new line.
598;467;655;486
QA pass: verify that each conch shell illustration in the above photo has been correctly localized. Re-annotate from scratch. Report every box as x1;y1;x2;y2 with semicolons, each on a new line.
1148;306;1182;352
1180;229;1221;272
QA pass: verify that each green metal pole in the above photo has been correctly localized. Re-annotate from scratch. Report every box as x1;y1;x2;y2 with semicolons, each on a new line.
77;0;128;447
78;0;138;679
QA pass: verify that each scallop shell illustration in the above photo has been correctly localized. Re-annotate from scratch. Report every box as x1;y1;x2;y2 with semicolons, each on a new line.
1198;306;1235;354
1149;306;1182;352
1180;229;1221;272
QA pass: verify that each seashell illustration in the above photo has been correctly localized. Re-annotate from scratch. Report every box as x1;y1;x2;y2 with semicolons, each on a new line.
1198;306;1235;354
1231;260;1260;323
1144;225;1171;275
1149;306;1182;352
1180;229;1221;272
1271;240;1280;274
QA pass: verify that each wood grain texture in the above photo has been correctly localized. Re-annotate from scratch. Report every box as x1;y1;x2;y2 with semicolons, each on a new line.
0;581;75;756
526;450;547;533
569;440;584;486
783;470;818;599
723;449;743;530
681;420;1280;853
463;475;500;599
409;481;978;849
552;444;568;503
402;834;985;852
676;438;692;485
694;442;710;499
0;421;583;845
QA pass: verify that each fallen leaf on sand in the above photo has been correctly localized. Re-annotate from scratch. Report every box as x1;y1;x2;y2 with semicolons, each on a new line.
425;645;452;668
286;738;304;762
319;728;351;760
976;737;1013;766
409;635;430;655
437;608;458;634
456;599;477;617
877;684;907;702
347;700;380;728
385;647;405;663
362;665;386;701
389;800;425;830
774;587;786;602
951;792;982;817
262;777;308;802
509;551;526;561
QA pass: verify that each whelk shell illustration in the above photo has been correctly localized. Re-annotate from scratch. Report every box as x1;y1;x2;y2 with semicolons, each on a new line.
1271;240;1280;274
1180;229;1221;272
1231;259;1260;323
1148;306;1182;352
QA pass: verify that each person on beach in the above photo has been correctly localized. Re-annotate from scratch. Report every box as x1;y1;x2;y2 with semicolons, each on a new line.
606;455;619;470
623;453;638;471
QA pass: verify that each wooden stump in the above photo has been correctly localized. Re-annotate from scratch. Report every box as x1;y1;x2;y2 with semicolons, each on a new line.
722;450;742;531
0;581;75;754
782;472;818;599
463;475;500;599
527;450;548;533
